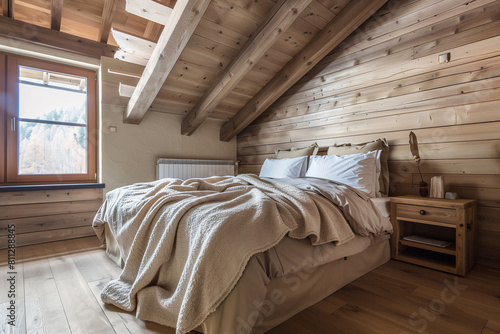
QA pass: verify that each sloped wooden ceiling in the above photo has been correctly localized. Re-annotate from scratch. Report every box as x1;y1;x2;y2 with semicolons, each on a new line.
1;0;389;140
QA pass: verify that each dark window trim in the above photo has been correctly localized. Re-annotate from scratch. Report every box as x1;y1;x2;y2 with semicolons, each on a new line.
0;183;105;192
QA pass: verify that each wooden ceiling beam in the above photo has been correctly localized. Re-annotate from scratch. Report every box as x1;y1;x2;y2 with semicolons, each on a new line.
50;0;63;30
124;0;211;124
219;0;389;142
126;0;172;25
0;16;117;58
2;0;13;18
180;0;312;136
112;28;156;65
99;0;118;43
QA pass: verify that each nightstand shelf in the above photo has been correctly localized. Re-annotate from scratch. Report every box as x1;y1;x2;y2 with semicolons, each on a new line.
390;195;476;276
399;239;456;255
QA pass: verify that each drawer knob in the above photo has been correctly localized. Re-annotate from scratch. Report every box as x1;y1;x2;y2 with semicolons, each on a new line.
419;210;426;215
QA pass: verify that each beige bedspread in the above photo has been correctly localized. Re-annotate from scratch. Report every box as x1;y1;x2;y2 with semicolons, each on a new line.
93;174;354;334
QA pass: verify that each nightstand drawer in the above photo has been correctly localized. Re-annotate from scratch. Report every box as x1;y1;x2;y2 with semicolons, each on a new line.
396;204;456;225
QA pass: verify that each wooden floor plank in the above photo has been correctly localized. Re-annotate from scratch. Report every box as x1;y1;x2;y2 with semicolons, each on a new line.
329;303;412;333
48;249;115;333
0;299;26;334
88;278;178;334
483;320;500;334
0;247;24;305
408;285;488;334
309;297;346;315
66;238;120;283
22;244;72;334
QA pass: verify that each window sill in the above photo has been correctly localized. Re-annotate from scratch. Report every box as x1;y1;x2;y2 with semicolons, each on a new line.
0;183;105;192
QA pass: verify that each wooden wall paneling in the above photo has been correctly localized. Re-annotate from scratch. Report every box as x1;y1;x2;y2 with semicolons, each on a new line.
0;188;103;249
237;122;500;159
0;188;103;206
237;95;500;147
389;159;500;176
248;54;500;135
388;140;500;161
271;36;500;113
329;0;498;60
275;54;500;116
412;174;500;189
413;14;500;59
0;212;98;236
287;0;500;101
238;0;500;267
240;98;500;142
0;200;103;220
0;226;96;249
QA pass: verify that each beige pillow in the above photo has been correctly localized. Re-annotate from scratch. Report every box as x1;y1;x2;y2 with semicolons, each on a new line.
327;138;390;196
275;143;319;159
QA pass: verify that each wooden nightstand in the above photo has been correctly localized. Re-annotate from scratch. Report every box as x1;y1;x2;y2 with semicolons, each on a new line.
390;195;477;276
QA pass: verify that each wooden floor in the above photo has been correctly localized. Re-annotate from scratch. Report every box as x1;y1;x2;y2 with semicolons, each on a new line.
1;236;499;334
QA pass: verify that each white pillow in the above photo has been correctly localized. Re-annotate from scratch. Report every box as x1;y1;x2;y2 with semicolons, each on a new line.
259;156;308;178
305;151;378;196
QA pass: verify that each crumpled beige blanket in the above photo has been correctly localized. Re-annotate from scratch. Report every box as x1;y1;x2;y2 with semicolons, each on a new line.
93;174;354;334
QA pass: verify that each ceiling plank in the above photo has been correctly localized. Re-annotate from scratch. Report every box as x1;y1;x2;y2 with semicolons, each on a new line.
124;0;211;124
126;0;172;25
143;20;164;41
0;16;117;58
180;0;312;136
50;0;63;30
219;0;389;142
99;0;118;43
2;0;13;18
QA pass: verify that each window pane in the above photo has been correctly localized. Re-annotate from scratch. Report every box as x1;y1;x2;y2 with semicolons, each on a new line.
18;66;87;123
18;121;87;175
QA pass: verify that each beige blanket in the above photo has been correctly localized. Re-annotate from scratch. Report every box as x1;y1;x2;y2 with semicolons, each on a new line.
93;174;354;334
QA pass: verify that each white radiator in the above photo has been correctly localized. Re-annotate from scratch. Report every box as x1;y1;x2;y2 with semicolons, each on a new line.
156;158;237;180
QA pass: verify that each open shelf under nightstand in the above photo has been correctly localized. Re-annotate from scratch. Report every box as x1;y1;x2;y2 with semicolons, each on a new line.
390;195;477;276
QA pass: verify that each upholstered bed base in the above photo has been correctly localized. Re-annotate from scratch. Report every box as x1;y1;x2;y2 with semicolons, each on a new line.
103;223;389;333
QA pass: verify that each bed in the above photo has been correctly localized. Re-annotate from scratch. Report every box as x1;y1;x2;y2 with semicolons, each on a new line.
92;139;392;334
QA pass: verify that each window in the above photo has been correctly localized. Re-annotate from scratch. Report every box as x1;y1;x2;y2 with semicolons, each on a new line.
1;54;97;184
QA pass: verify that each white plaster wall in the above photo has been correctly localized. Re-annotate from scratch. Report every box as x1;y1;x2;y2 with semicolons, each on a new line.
101;105;237;192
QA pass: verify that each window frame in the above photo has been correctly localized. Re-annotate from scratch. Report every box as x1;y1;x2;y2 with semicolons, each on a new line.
4;55;97;184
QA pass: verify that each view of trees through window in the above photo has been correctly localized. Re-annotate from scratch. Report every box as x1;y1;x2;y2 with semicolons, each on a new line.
17;66;88;175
